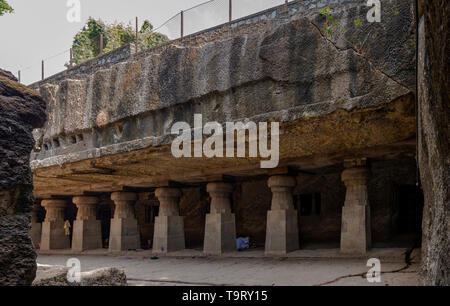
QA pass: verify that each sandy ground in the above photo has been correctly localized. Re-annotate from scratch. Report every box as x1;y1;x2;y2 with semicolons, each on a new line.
37;248;420;286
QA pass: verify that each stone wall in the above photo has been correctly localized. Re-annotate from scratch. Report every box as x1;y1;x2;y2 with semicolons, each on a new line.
417;0;450;286
0;69;46;285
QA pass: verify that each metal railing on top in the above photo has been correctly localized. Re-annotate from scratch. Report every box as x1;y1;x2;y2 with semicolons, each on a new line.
18;0;291;85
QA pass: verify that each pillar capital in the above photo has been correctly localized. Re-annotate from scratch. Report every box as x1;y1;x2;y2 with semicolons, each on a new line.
41;199;67;209
73;196;98;221
73;196;99;206
268;175;296;189
155;188;181;216
111;192;137;202
207;182;233;214
206;182;233;194
41;199;67;222
155;188;181;199
267;175;296;211
341;167;369;187
111;192;137;219
344;158;368;168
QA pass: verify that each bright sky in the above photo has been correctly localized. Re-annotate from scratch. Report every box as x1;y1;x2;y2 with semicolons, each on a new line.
0;0;286;85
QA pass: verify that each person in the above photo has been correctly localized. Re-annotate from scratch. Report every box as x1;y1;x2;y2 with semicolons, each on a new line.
64;220;71;236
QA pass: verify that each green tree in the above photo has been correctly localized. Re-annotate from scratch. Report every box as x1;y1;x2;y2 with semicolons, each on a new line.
0;0;13;16
71;18;169;66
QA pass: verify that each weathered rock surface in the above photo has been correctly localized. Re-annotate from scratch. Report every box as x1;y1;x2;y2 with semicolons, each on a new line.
0;69;47;285
29;0;417;198
417;0;449;286
32;265;127;286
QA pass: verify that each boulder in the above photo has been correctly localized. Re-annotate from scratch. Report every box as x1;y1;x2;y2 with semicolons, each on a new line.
0;69;46;285
33;264;128;286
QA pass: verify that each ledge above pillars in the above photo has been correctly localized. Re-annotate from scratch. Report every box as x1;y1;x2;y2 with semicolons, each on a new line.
153;188;185;254
265;175;299;255
40;199;70;251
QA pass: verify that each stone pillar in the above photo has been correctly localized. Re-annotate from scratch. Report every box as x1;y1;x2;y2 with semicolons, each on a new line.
30;202;42;248
153;188;185;254
265;175;299;255
40;199;70;251
109;192;140;252
204;182;236;255
72;196;102;252
340;167;372;254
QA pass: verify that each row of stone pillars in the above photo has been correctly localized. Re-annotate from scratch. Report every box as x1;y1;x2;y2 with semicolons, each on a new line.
34;165;372;255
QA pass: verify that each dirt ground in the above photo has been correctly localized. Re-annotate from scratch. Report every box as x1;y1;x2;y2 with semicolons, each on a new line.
36;248;420;286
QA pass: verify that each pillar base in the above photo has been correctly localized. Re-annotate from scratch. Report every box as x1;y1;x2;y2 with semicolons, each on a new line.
109;218;140;252
265;209;299;255
204;213;236;255
30;222;42;249
72;219;102;252
153;215;185;254
340;205;371;254
40;220;70;251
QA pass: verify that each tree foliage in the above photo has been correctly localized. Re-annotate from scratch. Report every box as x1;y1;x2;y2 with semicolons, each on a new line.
0;0;13;16
71;18;169;66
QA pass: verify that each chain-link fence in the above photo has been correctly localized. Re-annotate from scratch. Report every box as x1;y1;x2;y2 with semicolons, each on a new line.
19;0;291;85
233;0;286;20
19;49;71;86
155;0;287;40
184;0;230;37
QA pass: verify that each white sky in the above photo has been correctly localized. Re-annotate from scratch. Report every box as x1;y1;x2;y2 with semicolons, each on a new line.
0;0;286;85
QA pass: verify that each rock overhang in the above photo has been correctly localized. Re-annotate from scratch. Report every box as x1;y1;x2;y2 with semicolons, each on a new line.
29;0;417;197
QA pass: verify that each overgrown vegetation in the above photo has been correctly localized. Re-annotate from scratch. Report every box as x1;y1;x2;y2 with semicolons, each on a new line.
0;0;13;16
318;6;413;54
71;18;169;66
319;7;342;37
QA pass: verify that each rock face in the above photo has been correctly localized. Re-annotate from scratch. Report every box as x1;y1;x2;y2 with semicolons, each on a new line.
0;69;47;285
418;0;449;286
29;0;417;198
32;265;127;286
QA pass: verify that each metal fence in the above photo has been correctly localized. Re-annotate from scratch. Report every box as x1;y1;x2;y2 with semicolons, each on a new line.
18;0;290;85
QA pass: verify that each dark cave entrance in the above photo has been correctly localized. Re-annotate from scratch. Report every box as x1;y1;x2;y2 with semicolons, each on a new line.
394;185;424;247
98;205;111;248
